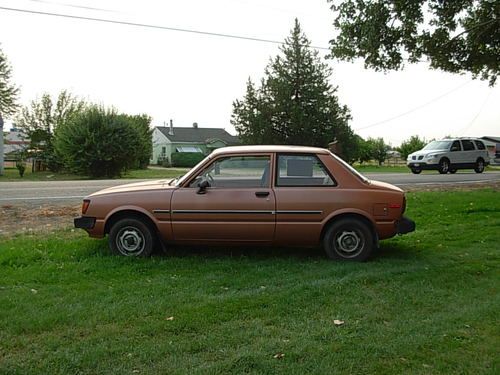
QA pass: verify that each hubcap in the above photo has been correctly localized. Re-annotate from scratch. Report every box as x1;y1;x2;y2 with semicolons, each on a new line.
478;161;484;171
116;227;145;255
441;161;449;172
335;230;364;258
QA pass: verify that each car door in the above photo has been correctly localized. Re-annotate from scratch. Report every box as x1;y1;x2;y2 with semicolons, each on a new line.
170;153;276;242
273;153;337;246
448;140;462;165
461;139;476;166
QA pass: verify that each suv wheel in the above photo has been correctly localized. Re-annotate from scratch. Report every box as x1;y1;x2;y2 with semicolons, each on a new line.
438;159;450;174
109;218;155;257
474;158;485;173
411;167;422;174
323;218;374;261
449;169;457;174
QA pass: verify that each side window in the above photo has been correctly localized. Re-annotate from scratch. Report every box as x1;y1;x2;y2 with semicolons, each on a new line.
461;140;475;151
474;140;486;150
190;155;270;188
276;154;335;187
450;140;461;151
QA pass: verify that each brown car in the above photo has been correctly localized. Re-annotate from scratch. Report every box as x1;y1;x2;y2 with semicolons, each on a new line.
75;145;415;261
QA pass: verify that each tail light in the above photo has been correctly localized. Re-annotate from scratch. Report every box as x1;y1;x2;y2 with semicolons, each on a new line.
82;199;90;214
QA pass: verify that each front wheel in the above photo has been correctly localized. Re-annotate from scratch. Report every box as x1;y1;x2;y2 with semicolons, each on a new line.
438;159;450;174
474;159;485;173
323;218;374;261
411;167;422;174
109;218;155;257
449;169;457;174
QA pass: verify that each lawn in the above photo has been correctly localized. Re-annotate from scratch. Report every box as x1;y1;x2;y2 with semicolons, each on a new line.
0;167;188;181
0;190;499;374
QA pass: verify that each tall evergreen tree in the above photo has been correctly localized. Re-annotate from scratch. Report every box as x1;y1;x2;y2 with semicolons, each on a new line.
0;47;19;175
232;19;356;161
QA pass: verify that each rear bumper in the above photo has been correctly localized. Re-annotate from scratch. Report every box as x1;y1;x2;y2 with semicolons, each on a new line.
74;216;96;230
396;216;415;235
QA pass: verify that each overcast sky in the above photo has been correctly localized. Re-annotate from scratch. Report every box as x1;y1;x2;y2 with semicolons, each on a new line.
1;0;498;146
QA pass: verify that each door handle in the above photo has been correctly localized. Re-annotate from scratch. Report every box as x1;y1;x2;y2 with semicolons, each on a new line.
255;191;270;197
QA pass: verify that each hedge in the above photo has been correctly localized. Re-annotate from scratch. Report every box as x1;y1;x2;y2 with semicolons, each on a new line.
171;152;205;167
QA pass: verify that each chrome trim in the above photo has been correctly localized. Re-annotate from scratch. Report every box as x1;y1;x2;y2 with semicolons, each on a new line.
153;209;171;214
276;210;323;215
172;210;275;215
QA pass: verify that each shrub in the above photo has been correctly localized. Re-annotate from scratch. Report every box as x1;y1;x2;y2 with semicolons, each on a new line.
171;152;205;167
54;106;145;178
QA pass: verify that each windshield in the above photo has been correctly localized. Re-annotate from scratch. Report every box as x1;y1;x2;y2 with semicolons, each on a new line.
174;154;212;186
329;152;370;184
422;140;452;151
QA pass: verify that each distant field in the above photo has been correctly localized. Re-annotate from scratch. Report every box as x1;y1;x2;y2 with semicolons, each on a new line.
0;190;498;374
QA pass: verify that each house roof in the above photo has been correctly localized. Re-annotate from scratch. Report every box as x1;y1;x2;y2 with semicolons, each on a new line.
481;136;500;143
157;126;239;145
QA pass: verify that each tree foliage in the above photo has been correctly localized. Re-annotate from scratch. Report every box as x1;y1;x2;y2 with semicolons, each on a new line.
54;106;152;178
329;0;500;85
0;46;19;175
0;47;19;118
397;135;427;159
16;90;85;171
232;19;357;162
367;137;390;166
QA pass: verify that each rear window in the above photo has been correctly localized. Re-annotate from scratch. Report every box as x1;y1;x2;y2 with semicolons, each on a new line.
474;140;486;150
276;154;335;187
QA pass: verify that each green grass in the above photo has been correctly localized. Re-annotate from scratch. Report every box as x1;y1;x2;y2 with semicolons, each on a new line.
0;167;188;181
1;190;499;374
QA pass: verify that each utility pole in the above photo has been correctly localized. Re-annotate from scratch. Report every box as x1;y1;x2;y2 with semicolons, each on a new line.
0;113;4;175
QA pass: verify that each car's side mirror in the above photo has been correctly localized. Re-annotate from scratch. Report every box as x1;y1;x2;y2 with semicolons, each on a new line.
197;179;210;194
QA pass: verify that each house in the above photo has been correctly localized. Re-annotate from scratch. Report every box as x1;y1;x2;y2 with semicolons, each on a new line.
3;128;29;159
151;120;239;164
480;136;500;165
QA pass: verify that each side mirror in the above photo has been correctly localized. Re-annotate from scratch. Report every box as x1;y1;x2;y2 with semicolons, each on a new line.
197;179;210;194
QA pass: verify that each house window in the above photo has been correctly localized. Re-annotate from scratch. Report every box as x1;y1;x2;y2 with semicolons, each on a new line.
161;147;166;155
176;146;203;153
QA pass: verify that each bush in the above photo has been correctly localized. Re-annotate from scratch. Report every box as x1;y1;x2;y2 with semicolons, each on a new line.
397;135;427;159
54;106;146;178
171;152;205;167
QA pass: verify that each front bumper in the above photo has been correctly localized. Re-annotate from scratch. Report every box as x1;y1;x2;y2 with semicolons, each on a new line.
407;162;438;170
74;216;96;230
396;216;415;235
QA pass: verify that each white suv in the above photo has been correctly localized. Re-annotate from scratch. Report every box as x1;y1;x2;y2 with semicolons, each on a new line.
407;138;489;174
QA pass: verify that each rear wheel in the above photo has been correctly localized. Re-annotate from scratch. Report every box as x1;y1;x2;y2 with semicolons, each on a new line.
323;218;374;261
109;218;155;257
474;158;485;173
438;159;450;174
411;167;422;174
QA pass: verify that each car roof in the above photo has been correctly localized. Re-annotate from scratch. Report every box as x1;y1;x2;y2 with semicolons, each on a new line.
211;145;330;156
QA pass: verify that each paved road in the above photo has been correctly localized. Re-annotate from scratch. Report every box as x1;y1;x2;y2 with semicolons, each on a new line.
1;172;499;205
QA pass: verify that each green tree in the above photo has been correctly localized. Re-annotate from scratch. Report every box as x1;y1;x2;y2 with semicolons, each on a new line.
54;106;147;178
232;19;357;161
397;135;427;159
0;47;19;175
16;90;85;171
367;137;390;166
120;114;153;169
329;0;500;85
356;136;374;164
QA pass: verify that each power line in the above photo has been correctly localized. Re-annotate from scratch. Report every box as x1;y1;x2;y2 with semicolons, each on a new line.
355;80;472;131
458;89;493;136
0;5;330;50
26;0;117;13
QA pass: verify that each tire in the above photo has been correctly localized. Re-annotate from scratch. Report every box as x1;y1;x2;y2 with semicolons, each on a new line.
438;158;450;174
109;218;155;257
411;168;422;174
449;169;457;174
474;158;485;173
323;218;374;261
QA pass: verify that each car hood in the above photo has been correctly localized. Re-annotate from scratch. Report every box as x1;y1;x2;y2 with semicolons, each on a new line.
88;179;174;197
369;179;403;193
409;148;448;157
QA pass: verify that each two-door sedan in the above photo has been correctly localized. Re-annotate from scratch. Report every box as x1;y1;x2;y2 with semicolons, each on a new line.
75;145;415;261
